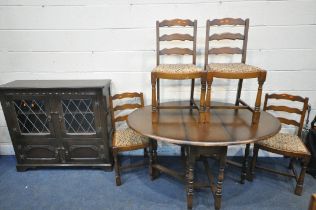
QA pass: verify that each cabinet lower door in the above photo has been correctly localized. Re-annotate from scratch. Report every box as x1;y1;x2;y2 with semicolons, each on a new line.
62;139;107;163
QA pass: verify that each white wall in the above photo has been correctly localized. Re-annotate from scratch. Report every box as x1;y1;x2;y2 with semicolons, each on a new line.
0;0;315;156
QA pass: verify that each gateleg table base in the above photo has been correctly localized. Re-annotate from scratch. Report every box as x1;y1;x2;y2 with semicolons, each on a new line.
149;139;228;210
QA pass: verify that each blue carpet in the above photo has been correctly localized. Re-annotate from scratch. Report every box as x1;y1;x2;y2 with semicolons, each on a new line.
0;156;315;210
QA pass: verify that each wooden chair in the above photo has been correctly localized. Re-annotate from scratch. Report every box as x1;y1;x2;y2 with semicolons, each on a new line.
309;194;316;210
151;19;206;112
205;18;266;124
204;18;267;183
249;93;311;195
109;92;149;186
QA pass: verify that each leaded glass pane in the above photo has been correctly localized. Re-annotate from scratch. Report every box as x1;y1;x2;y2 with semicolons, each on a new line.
14;99;50;134
62;99;96;134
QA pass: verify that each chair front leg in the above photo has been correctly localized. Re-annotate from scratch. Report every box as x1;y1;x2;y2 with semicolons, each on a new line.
252;72;266;124
190;79;195;108
235;79;243;106
157;78;160;106
113;147;122;186
151;73;157;112
295;157;310;195
144;147;148;158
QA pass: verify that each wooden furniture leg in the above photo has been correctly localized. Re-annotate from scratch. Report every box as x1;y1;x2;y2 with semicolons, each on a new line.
240;143;250;184
295;157;310;195
190;79;195;107
215;147;227;210
252;73;266;124
248;145;259;181
199;74;207;123
205;75;213;109
149;138;159;180
186;146;196;210
157;78;160;106
235;79;243;106
151;74;157;112
181;146;186;161
113;147;122;186
144;148;148;158
149;139;155;180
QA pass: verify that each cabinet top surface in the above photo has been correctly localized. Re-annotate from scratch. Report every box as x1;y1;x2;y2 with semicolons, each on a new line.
0;80;111;90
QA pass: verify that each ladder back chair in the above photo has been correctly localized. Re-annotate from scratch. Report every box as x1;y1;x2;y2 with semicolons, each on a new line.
151;19;206;112
110;92;149;186
204;18;266;125
204;18;267;183
249;93;311;195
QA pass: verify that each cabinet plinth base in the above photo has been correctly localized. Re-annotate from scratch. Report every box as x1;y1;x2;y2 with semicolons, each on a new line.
16;163;113;172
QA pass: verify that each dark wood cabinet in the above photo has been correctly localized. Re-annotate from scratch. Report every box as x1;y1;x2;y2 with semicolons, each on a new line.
0;80;113;171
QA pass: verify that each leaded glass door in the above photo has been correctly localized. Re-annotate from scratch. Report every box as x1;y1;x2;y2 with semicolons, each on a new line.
59;95;102;137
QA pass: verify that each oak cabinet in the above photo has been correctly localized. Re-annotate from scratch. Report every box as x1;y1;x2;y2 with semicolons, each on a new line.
0;80;113;171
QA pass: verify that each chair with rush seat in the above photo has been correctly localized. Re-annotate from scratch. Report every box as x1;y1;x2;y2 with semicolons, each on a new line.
204;18;267;183
110;92;149;186
151;18;206;113
249;93;311;195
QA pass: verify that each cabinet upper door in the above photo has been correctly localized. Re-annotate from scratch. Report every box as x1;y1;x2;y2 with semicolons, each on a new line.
58;94;102;138
4;94;56;139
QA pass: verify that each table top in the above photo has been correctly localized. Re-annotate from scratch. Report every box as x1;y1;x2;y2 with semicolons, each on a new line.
0;80;111;90
127;102;281;146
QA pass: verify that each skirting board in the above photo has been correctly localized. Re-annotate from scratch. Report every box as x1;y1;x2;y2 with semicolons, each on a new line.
0;143;280;157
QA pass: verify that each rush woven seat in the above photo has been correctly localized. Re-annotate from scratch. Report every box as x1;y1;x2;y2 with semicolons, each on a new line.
257;133;309;155
113;128;149;148
153;64;203;74
207;63;265;74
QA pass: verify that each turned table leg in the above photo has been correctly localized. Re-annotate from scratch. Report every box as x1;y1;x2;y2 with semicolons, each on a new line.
215;147;227;210
149;138;159;180
241;143;250;184
186;146;196;210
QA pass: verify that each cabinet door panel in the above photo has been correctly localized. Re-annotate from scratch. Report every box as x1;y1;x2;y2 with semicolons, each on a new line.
58;94;102;138
16;143;59;164
63;139;107;163
5;94;56;138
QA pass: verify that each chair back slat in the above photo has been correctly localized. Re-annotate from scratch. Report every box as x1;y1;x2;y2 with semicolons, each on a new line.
109;92;144;129
112;92;143;100
160;33;194;41
115;115;129;123
265;105;302;114
277;117;300;127
205;18;249;67
114;104;142;112
157;19;197;65
267;93;306;103
263;93;309;137
209;18;246;26
160;47;194;55
209;32;244;41
159;19;194;27
209;47;243;55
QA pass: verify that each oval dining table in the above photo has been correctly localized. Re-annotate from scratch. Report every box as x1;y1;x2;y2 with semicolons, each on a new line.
127;101;281;210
